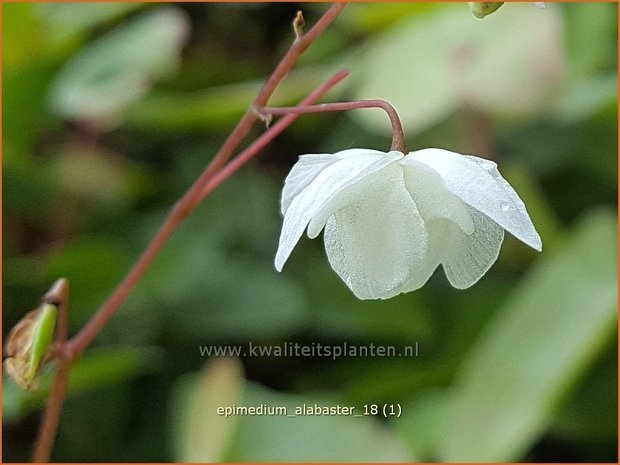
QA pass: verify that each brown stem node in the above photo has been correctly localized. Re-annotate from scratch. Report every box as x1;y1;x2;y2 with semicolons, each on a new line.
293;10;305;41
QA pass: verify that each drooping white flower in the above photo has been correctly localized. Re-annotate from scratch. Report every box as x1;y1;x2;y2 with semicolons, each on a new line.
275;148;542;300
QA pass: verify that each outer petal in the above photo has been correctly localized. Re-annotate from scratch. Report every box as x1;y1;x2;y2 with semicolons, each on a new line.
402;148;542;251
280;148;386;215
307;150;406;238
275;150;401;271
280;154;338;215
323;164;428;299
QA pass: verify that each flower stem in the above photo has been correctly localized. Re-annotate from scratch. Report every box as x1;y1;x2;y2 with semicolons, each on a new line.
64;2;347;360
33;280;71;463
33;4;347;461
259;100;409;153
32;363;72;462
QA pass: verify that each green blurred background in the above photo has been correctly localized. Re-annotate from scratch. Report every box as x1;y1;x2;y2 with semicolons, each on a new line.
3;2;617;462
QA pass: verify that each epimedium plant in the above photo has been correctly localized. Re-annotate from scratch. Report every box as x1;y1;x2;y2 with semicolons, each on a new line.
4;3;546;461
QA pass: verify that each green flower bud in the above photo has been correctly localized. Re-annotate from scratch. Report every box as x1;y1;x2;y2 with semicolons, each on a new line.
469;2;504;19
4;303;58;390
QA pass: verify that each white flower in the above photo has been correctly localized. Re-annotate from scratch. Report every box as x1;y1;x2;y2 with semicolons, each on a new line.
275;148;542;300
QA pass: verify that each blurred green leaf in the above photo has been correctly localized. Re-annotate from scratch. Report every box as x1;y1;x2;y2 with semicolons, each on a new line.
134;170;308;341
349;3;564;134
563;2;617;83
329;360;453;411
3;3;60;161
48;7;190;127
125;66;337;132
173;358;412;462
3;346;163;422
37;3;147;46
392;389;451;460
50;145;157;208
171;357;244;462
45;238;133;326
3;157;59;220
3;3;44;71
550;342;617;444
439;208;617;461
231;382;412;461
558;74;617;123
339;3;445;32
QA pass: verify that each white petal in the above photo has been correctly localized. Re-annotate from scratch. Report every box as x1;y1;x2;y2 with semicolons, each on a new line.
393;208;503;292
281;154;338;215
280;148;385;215
387;221;443;295
307;150;406;238
403;148;542;251
441;207;504;288
323;164;428;299
275;151;401;271
400;158;504;289
401;158;474;235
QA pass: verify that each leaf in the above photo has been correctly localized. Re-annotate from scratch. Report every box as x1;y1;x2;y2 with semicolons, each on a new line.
562;2;617;83
550;343;617;444
124;66;336;132
350;3;564;134
230;382;412;462
37;3;146;46
438;208;617;461
558;73;618;124
48;7;190;127
172;358;412;462
45;238;133;327
171;357;245;462
3;3;60;160
392;390;451;461
339;3;445;32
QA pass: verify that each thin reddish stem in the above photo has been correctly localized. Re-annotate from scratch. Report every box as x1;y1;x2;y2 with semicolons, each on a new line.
35;5;347;461
260;100;409;153
43;279;69;343
33;280;71;462
199;69;350;199
32;363;71;462
175;2;347;216
64;3;346;360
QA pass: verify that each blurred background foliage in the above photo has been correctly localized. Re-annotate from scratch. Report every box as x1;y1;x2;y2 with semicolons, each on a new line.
2;2;617;462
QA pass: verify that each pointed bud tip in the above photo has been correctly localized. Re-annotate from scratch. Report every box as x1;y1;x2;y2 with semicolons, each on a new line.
43;278;69;307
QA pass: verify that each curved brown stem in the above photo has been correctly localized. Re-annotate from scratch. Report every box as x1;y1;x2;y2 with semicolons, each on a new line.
259;100;409;153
